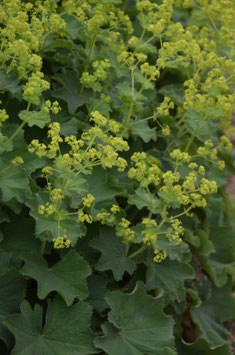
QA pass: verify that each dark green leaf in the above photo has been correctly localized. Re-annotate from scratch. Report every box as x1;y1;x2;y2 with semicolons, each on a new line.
95;282;175;355
21;250;91;306
4;297;97;354
1;214;40;256
87;274;108;313
146;256;195;302
86;167;120;210
52;70;91;114
0;158;28;203
90;226;136;281
159;85;185;105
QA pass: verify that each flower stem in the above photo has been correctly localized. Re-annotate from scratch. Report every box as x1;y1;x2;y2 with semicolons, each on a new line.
6;102;31;145
40;240;47;256
128;244;147;259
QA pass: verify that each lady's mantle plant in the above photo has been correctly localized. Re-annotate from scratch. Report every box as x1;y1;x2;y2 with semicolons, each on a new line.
0;0;235;354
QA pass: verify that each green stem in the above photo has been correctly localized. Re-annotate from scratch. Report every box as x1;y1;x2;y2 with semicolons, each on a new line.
103;71;115;94
125;242;130;256
164;140;174;153
176;116;186;127
40;240;47;256
133;28;146;54
172;205;193;219
6;102;31;145
184;130;197;152
177;122;187;138
133;115;155;125
80;34;97;93
128;244;147;259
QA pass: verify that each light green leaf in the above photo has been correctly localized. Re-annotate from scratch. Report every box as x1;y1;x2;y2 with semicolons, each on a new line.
0;70;20;94
0;158;28;203
62;14;85;40
62;175;88;197
20;250;91;306
95;282;175;355
30;208;85;246
128;187;161;213
4;297;97;355
131;120;157;143
90;226;136;281
186;109;216;141
19;110;50;129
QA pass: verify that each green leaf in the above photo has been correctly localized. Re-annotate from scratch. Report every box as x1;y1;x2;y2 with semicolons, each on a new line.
0;158;28;203
30;207;85;246
191;281;235;349
0;70;20;94
61;174;88;197
86;167;121;210
131;120;157;143
1;214;40;256
198;226;235;287
52;70;91;114
2;126;46;175
157;234;190;262
87;274;108;313
146;256;195;303
4;297;97;354
177;337;231;355
60;117;80;136
0;251;26;348
185;109;216;141
19;110;50;129
0;271;26;348
90;226;136;281
62;14;84;40
159;84;185;105
94;282;175;355
45;39;73;51
20;250;91;306
128;187;162;213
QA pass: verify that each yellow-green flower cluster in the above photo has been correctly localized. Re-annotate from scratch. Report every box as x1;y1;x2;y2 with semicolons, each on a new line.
157;97;174;116
23;72;50;105
53;224;71;249
0;108;9;138
128;152;162;188
11;156;24;166
95;206;135;243
82;194;95;208
81;60;111;90
0;0;67;78
196;140;227;171
77;209;93;224
38;188;64;217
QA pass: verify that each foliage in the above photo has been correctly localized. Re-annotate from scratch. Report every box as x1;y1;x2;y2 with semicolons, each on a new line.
0;0;235;353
